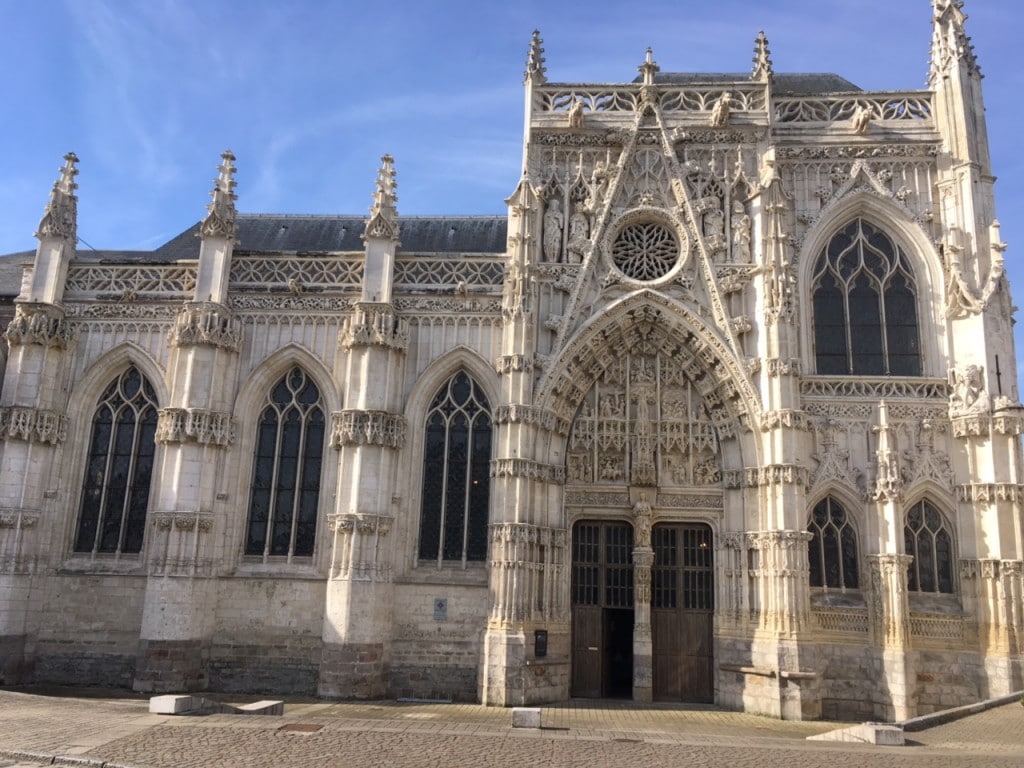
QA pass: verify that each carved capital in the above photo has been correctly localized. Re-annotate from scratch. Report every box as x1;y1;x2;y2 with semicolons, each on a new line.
493;404;570;436
170;301;241;351
340;303;408;351
760;409;811;432
491;457;565;484
152;511;214;533
329;410;406;449
766;357;801;377
5;302;76;349
156;408;235;446
724;464;809;488
0;508;40;529
495;354;534;375
0;406;68;445
955;483;1024;503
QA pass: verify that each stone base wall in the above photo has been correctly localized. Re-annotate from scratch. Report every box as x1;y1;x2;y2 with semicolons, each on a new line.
207;636;321;694
914;649;982;714
133;638;206;692
816;642;877;721
35;646;136;687
0;633;29;684
319;642;387;698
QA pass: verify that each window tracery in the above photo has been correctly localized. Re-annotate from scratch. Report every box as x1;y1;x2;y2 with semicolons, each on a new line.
418;373;492;564
807;496;859;590
244;367;325;559
904;500;954;593
74;367;158;555
811;218;921;376
611;221;679;281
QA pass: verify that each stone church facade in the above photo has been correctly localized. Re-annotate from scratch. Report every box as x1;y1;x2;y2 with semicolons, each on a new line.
1;3;1021;721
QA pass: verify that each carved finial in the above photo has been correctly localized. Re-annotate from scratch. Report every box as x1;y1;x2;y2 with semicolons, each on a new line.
751;31;773;82
638;47;660;86
524;29;547;85
36;152;79;242
200;150;238;240
364;153;399;241
871;400;903;502
929;0;980;84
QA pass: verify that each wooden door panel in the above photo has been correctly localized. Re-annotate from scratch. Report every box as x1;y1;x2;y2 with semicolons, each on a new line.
571;605;602;697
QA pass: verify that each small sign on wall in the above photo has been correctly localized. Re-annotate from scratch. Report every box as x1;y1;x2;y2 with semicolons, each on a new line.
433;597;448;621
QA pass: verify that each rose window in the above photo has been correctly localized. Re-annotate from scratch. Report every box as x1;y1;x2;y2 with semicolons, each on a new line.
611;222;679;281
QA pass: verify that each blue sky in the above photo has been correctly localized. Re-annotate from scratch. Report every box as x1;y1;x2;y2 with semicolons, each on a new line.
1;2;1020;350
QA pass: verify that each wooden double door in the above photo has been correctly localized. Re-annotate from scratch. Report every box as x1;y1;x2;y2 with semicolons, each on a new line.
571;520;713;702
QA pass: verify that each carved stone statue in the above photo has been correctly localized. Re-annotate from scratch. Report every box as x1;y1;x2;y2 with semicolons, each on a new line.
568;99;584;129
566;203;589;263
730;201;752;262
543;198;564;262
633;493;653;548
710;92;732;127
851;104;873;135
949;364;990;416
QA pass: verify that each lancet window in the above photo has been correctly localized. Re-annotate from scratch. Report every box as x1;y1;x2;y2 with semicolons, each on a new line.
245;367;325;559
812;218;921;376
74;367;158;555
904;500;955;593
418;372;492;564
807;497;860;589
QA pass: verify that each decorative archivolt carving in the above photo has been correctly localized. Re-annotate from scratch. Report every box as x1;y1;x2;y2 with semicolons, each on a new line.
329;410;406;449
340;303;408;351
493;404;571;436
170;302;241;351
5;303;76;348
655;493;723;510
156;408;234;446
0;407;68;445
491;457;565;484
564;490;630;507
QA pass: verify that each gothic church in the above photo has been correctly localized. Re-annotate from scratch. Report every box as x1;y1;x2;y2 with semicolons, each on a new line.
0;2;1020;721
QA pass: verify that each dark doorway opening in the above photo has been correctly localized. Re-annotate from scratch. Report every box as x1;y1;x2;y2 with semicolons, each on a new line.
604;608;634;698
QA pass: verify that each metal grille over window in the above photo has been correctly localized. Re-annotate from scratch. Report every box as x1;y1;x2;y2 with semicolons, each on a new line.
245;367;325;559
812;218;921;376
808;497;860;589
571;522;634;608
611;221;679;281
418;372;492;564
75;367;158;555
905;500;954;593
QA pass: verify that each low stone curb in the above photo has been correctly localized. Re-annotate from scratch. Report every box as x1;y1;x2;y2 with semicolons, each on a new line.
0;751;150;768
898;690;1024;732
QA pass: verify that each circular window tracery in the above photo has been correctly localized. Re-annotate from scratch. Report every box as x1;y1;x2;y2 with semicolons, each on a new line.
611;221;679;281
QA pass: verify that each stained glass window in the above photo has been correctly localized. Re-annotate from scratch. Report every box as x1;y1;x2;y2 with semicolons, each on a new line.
419;373;491;563
245;367;324;558
74;367;158;554
905;500;954;593
808;497;860;589
812;219;921;376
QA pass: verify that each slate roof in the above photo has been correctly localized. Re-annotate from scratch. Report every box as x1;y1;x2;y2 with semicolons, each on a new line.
638;72;862;94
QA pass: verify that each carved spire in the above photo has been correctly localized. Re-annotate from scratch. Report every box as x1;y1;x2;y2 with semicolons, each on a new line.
364;154;399;241
638;47;660;86
200;150;238;240
524;29;547;85
751;30;773;82
36;152;79;242
871;400;903;502
929;0;980;84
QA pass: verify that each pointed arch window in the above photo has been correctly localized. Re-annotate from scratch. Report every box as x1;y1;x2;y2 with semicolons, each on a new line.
245;367;325;559
905;500;955;593
812;219;921;376
808;497;860;589
74;367;158;555
419;372;492;564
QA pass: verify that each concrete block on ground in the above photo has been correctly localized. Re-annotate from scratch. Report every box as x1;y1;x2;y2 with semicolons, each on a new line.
149;695;197;714
511;707;541;728
237;700;284;716
807;722;904;746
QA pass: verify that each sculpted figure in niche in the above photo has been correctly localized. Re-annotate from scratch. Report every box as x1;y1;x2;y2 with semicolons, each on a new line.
730;200;752;262
566;204;589;263
543;198;564;262
710;92;732;127
568;99;584;129
633;493;653;548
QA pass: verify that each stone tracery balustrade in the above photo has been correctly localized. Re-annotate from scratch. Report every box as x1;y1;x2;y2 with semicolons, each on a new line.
340;304;409;351
956;483;1024;503
156;408;235;446
169;302;242;351
4;303;76;348
802;377;948;400
229;256;363;290
64;264;196;297
909;613;964;642
0;407;68;445
535;84;766;114
329;410;406;449
811;607;869;634
394;257;505;289
773;92;933;125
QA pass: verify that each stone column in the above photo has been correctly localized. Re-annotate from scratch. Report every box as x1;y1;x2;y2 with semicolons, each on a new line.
631;494;654;702
0;155;78;684
867;554;914;721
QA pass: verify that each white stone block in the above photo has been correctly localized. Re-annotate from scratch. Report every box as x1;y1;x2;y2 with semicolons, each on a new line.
149;695;197;714
511;707;541;728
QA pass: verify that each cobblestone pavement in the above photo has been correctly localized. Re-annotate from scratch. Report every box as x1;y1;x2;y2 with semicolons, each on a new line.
0;689;1021;768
